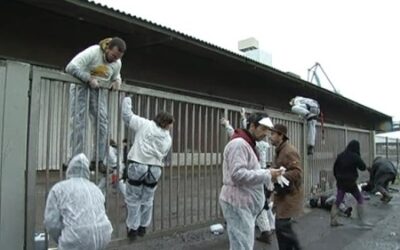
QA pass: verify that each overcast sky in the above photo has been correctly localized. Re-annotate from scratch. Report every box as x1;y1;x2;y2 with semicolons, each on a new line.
94;0;399;120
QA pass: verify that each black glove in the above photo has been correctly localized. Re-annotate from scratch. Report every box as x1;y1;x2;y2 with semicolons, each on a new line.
274;182;293;196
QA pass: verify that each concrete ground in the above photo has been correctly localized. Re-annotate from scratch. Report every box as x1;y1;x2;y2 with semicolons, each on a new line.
113;187;400;250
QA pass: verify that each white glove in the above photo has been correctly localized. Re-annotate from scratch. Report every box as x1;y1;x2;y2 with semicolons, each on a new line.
88;78;99;89
122;96;132;107
109;80;121;91
220;118;229;127
240;107;246;118
277;166;290;187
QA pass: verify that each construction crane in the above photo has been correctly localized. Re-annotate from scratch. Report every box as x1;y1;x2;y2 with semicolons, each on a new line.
307;62;340;94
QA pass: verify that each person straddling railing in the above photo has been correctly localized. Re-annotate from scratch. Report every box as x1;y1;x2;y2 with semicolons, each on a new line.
65;37;126;171
289;96;321;155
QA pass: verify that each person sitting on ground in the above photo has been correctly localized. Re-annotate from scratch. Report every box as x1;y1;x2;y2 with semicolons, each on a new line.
309;194;352;217
362;156;397;203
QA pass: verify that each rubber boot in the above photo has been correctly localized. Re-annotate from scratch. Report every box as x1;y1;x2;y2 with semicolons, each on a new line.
138;226;146;237
127;228;138;241
381;194;393;204
338;203;352;217
378;187;393;204
256;231;272;244
330;204;342;227
307;145;314;155
344;207;352;217
356;204;373;229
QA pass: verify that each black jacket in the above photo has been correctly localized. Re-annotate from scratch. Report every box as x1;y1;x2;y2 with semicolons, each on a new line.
369;157;397;187
333;140;366;189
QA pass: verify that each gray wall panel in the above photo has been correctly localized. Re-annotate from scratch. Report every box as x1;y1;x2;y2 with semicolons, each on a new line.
0;61;30;250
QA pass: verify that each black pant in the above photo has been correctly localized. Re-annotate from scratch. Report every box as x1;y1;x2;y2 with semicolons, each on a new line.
276;218;302;250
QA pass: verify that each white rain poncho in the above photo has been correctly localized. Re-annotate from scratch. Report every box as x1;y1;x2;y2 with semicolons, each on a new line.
222;119;275;234
44;153;113;250
219;135;273;250
223;121;271;168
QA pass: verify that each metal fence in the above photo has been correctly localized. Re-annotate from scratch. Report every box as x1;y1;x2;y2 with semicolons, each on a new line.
307;124;373;194
376;136;400;167
24;65;376;249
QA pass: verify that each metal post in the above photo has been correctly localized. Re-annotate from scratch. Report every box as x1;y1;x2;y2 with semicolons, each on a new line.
168;101;174;228
176;102;181;226
183;103;188;225
302;119;309;197
197;105;202;221
386;137;389;159
397;139;399;167
190;104;195;224
25;63;41;250
210;108;214;217
203;107;208;220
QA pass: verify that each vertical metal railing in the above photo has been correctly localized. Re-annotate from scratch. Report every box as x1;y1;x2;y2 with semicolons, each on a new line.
26;66;383;249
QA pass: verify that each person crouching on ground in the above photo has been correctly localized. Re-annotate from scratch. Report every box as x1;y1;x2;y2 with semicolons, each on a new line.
363;156;397;203
44;153;113;250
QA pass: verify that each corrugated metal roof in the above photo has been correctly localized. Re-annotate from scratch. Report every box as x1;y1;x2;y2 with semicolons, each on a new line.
81;0;296;76
21;0;392;120
76;0;390;119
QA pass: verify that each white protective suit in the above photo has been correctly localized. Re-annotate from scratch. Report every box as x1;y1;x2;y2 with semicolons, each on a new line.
66;41;122;162
222;120;275;233
122;97;172;231
219;136;273;250
44;153;113;250
98;145;127;197
290;96;320;147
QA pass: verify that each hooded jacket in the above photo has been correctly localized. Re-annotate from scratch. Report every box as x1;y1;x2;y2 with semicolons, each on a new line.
333;140;366;190
44;154;112;250
369;157;397;190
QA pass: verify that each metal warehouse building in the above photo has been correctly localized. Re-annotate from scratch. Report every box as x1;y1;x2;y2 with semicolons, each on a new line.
0;0;392;249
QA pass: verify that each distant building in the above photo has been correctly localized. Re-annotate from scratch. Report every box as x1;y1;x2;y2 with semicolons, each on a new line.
393;120;400;131
238;37;272;66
